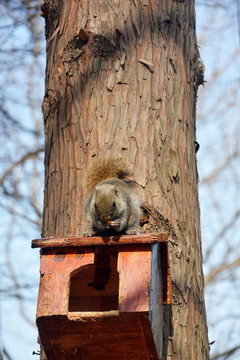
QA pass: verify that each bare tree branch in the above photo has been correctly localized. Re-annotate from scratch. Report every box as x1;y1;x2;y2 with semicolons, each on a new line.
3;347;13;360
204;209;240;262
201;150;240;184
205;257;240;286
5;209;36;327
211;345;240;360
0;147;44;186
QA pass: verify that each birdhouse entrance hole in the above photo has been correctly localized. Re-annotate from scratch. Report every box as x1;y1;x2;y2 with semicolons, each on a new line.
69;248;119;312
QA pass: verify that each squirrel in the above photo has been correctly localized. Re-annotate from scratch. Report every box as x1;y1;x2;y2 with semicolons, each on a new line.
83;159;140;236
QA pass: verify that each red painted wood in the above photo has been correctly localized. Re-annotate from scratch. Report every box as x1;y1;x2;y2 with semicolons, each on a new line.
160;242;172;305
32;233;168;248
34;234;172;359
118;245;152;312
37;249;95;317
37;312;159;360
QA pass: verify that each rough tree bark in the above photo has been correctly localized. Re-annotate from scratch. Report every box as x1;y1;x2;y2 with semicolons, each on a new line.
40;0;209;359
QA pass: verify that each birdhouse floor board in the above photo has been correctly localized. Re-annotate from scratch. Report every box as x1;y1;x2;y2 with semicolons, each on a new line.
37;312;159;360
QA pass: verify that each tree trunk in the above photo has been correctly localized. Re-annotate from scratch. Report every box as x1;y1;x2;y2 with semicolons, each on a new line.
40;0;209;359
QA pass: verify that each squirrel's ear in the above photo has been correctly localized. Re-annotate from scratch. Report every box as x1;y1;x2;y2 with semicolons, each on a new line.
114;186;118;195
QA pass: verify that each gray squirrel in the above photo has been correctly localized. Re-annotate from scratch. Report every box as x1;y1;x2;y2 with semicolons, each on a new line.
84;159;140;236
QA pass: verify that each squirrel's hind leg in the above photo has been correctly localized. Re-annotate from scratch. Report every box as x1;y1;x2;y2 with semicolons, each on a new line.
125;205;141;235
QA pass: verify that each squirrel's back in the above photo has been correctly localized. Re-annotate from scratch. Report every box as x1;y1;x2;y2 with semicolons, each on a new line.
86;159;130;192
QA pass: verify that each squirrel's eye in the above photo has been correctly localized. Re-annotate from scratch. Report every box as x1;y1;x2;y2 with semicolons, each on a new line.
112;201;116;208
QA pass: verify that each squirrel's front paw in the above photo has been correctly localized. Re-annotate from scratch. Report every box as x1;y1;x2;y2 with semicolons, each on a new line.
108;219;121;227
108;219;122;231
96;221;109;231
126;228;140;235
83;231;94;237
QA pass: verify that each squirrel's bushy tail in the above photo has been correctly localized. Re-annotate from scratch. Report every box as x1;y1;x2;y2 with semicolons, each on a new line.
86;159;130;192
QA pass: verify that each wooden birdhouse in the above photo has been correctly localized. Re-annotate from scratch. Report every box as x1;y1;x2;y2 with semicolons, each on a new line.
32;233;172;360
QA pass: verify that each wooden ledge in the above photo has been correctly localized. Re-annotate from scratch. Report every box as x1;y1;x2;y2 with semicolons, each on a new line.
32;233;168;249
67;310;120;320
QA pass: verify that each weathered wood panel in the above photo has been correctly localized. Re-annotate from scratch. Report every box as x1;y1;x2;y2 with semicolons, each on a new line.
37;249;95;317
37;312;159;360
32;233;168;248
118;245;152;312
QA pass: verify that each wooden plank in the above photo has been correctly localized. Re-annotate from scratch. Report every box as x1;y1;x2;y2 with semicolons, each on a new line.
37;312;159;360
37;250;95;317
118;245;152;312
150;243;163;357
32;233;168;248
39;248;95;273
140;315;160;360
37;272;69;317
160;242;172;305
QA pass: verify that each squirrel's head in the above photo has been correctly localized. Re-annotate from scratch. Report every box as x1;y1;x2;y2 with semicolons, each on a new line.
94;184;122;222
